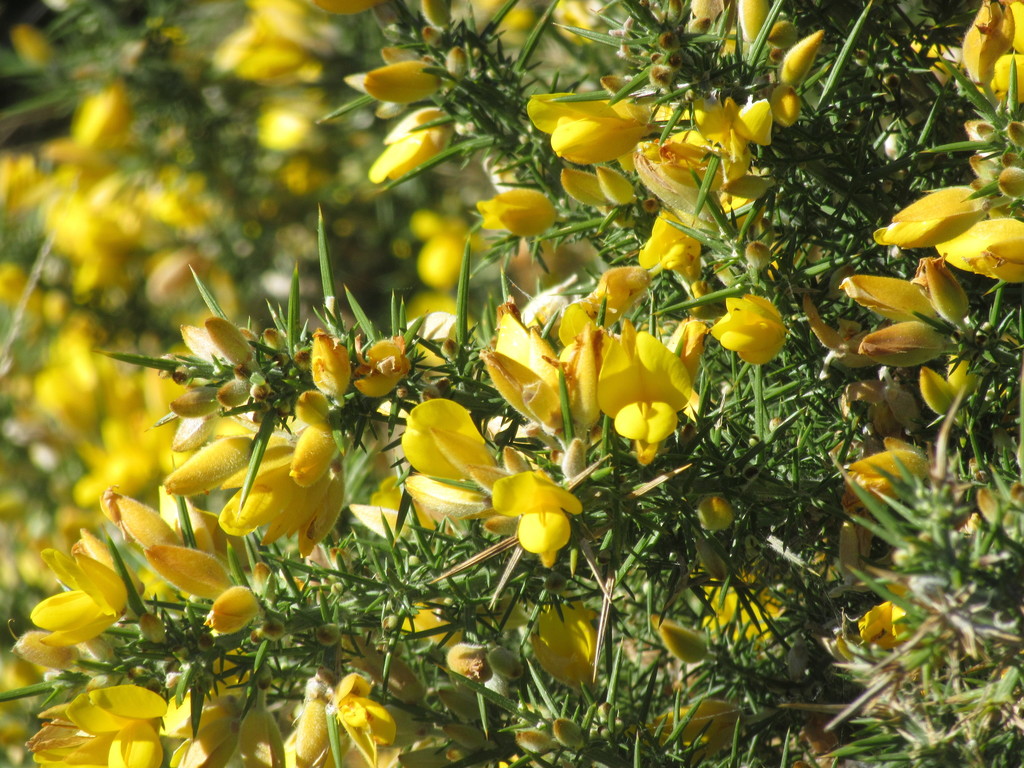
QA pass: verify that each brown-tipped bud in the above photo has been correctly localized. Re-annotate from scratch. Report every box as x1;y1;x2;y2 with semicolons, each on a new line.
600;75;629;95
205;317;254;367
315;624;340;646
744;241;773;273
144;544;232;599
652;616;708;662
445;46;466;79
206;586;261;634
14;631;78;668
311;330;351;399
965;120;996;142
696;496;734;530
170;386;221;418
102;490;178;548
422;0;450;27
515;729;557;755
552;718;585;749
858;321;951;367
138;612;166;643
695;537;727;579
738;0;768;43
768;20;798;49
164;436;253;496
486;647;523;680
1008;121;1024;147
977;488;999;523
482;515;519;536
769;83;801;127
446;643;492;682
780;30;824;86
437;687;479;721
912;257;969;327
649;64;675;89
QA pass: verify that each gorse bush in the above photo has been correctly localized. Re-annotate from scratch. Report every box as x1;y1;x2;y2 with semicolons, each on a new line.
3;0;1024;767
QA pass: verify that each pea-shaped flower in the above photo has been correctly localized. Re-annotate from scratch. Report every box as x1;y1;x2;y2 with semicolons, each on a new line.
528;93;652;165
477;189;556;237
530;602;597;687
369;108;451;184
492;471;582;567
710;294;786;365
597;321;693;465
334;674;396;768
872;186;987;249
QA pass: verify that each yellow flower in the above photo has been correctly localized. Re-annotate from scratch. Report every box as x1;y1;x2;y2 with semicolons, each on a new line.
30;685;167;768
401;399;498;485
354;336;412;397
334;674;396;768
350;60;441;103
919;359;978;417
492;471;582;566
937;217;1024;282
530;603;597;687
693;97;772;159
480;310;563;433
72;80;133;149
962;0;1014;85
477;189;557;237
843;438;929;511
598;321;693;464
638;213;702;280
11;24;53;66
858;599;908;648
779;30;824;87
527;93;651;164
710;294;786;365
651;699;740;759
873;187;987;249
30;546;128;647
311;329;352;399
839;274;937;322
574;266;651;327
369;108;452;183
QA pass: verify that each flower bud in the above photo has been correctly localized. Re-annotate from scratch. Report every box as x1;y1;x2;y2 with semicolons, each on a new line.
170;386;221;418
311;330;351;399
437;687;479;721
138;612;166;643
446;643;492;682
744;241;772;272
217;378;250;408
562;167;612;207
205;317;254;367
858;321;950;367
769;83;801;127
144;544;233;599
102;489;178;548
515;729;557;754
14;631;78;668
239;692;286;768
349;60;441;104
206;586;261;634
780;30;824;86
652;616;708;662
912;257;968;327
738;0;769;43
11;24;53;67
694;537;727;579
294;677;332;768
442;724;489;749
445;46;466;79
999;166;1024;197
421;0;450;27
596;166;635;205
486;647;523;679
553;718;585;749
696;496;734;530
768;20;798;49
164;436;253;496
1008;121;1024;147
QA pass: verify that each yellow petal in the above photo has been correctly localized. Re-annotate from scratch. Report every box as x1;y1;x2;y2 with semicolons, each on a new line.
109;720;163;768
144;545;232;599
